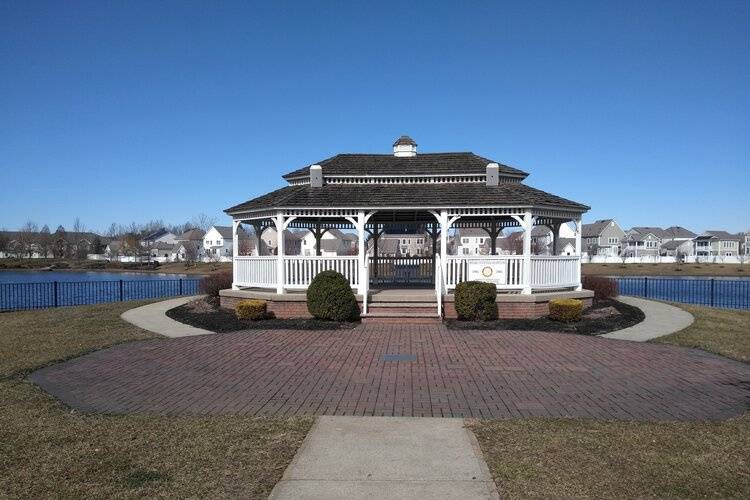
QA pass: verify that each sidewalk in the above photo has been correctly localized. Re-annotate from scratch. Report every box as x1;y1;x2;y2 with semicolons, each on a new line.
269;416;498;500
120;295;214;338
601;296;694;342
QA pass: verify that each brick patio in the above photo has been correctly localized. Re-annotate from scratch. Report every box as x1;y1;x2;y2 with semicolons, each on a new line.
29;325;750;421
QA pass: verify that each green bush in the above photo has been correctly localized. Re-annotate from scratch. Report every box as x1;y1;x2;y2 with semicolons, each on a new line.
454;281;498;321
549;298;583;322
235;299;267;320
306;270;359;321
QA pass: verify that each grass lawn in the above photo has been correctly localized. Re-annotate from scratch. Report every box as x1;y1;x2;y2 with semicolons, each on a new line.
0;302;312;499
470;303;750;499
653;304;750;362
583;262;748;276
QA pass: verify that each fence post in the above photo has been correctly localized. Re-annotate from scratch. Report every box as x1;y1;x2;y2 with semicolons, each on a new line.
710;278;715;307
644;277;648;298
119;280;124;301
53;281;58;308
179;278;183;295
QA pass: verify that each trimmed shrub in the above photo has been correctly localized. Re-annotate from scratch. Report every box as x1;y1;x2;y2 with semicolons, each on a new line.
306;270;359;321
236;299;267;320
581;276;618;300
454;281;498;321
549;298;583;322
199;270;233;297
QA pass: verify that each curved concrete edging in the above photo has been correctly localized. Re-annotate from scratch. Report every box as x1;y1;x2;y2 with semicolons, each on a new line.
120;295;214;338
600;296;694;342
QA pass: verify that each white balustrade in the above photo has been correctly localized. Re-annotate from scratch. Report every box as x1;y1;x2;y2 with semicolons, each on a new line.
284;256;359;289
530;256;580;288
233;256;277;288
444;255;525;291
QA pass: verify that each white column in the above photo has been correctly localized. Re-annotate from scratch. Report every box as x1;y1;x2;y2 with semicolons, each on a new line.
274;212;285;294
232;219;240;290
574;217;582;290
522;211;533;294
439;210;448;279
356;210;367;297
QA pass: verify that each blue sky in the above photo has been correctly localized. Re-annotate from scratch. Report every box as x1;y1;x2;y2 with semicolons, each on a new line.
1;0;748;234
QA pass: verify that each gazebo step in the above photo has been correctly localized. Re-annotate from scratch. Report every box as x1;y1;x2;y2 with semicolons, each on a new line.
368;303;437;314
361;311;441;325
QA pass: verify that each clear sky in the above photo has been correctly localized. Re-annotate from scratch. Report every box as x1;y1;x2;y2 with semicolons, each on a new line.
1;0;748;234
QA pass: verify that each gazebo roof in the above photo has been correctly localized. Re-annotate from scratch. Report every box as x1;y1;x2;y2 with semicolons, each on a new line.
281;152;528;180
225;182;589;215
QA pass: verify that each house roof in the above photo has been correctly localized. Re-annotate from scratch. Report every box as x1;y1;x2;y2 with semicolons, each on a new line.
557;237;576;249
281;153;528;180
664;226;697;239
226;182;588;215
661;240;686;251
178;228;205;241
212;226;234;239
151;242;176;251
393;135;417;147
143;228;173;241
582;219;615;238
704;230;742;241
630;227;666;239
457;228;490;238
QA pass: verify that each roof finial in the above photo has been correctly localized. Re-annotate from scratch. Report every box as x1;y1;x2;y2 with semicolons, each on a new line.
393;135;417;157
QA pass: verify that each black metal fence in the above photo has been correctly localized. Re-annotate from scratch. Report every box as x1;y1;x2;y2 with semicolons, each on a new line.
617;277;750;310
0;279;201;312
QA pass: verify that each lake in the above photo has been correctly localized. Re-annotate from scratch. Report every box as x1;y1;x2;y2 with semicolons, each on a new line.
0;270;202;311
615;276;750;310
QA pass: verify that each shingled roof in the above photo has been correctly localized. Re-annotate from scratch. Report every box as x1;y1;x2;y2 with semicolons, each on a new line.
281;153;528;179
225;182;589;215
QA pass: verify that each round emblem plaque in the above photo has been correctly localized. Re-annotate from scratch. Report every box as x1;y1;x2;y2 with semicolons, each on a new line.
481;266;493;277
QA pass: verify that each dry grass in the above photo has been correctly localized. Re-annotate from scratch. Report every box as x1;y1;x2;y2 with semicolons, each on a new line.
583;262;748;276
0;302;312;498
469;303;750;498
653;304;750;362
469;416;750;499
0;301;157;377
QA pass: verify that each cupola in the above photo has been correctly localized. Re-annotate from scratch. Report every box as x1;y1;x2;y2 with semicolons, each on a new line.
392;135;417;157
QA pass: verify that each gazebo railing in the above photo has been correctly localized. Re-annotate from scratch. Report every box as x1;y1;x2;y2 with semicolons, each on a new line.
284;256;359;289
234;255;580;292
530;256;580;289
444;255;525;291
234;256;277;288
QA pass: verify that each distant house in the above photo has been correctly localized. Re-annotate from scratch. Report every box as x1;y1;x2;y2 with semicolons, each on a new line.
173;228;206;262
301;228;357;256
744;232;750;257
0;230;105;259
693;231;742;258
149;242;177;262
622;227;663;258
530;224;576;255
140;228;177;247
456;228;491;255
581;219;626;257
371;227;431;257
203;225;256;262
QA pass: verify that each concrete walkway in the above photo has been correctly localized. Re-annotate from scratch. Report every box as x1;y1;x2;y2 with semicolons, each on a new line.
601;296;694;342
269;416;498;500
120;296;214;338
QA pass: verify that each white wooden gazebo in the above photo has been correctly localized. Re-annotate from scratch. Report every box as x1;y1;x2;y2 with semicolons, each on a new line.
224;137;589;317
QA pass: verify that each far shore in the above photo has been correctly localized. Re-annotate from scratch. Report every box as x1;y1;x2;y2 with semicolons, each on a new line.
0;259;230;276
583;262;748;277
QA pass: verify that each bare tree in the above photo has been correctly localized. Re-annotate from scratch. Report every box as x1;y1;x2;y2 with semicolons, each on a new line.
38;224;51;258
181;241;201;264
71;217;88;259
0;228;9;257
191;213;217;232
18;220;39;258
53;226;67;259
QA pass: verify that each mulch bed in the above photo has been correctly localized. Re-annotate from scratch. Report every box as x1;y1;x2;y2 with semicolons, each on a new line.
445;299;645;335
166;297;359;332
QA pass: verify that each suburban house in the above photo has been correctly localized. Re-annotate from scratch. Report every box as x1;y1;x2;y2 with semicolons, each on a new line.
694;231;742;258
149;242;177;262
373;226;432;257
222;136;591;320
456;228;491;255
581;219;626;257
203;225;256;262
140;228;177;247
529;224;576;255
745;232;750;257
300;228;356;256
173;228;206;262
622;227;663;258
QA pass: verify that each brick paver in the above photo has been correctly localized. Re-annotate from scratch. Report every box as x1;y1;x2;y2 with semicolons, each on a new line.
29;325;750;421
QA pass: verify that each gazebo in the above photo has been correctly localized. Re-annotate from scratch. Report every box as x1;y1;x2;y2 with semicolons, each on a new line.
221;136;592;319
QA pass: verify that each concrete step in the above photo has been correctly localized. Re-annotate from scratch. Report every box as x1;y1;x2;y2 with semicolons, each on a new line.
364;311;438;318
361;315;442;325
368;302;438;308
